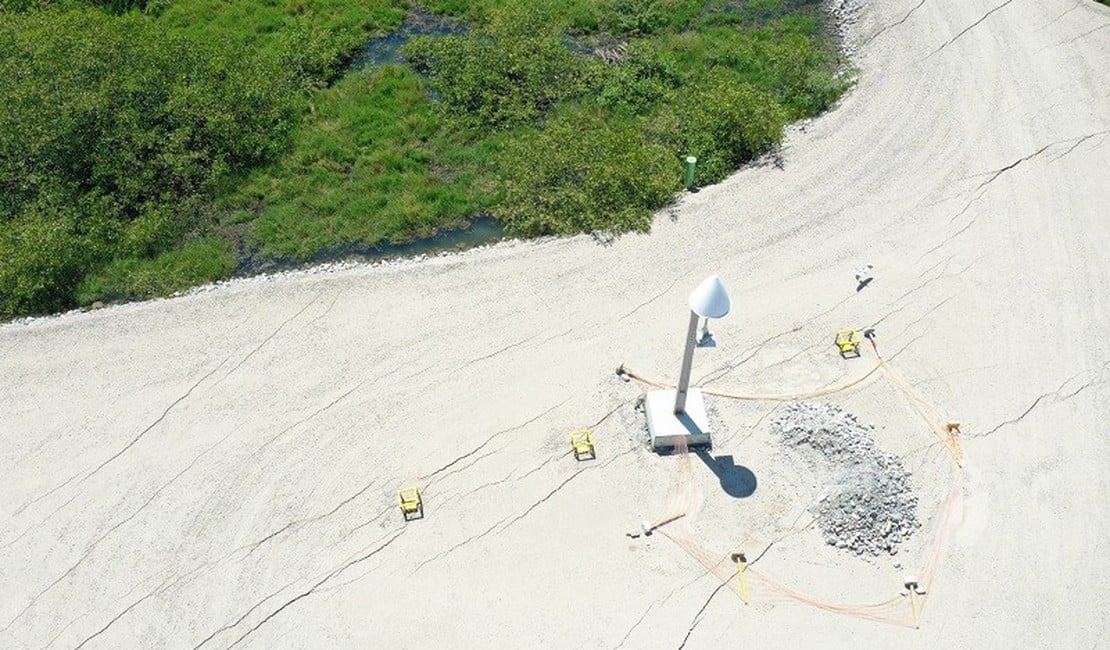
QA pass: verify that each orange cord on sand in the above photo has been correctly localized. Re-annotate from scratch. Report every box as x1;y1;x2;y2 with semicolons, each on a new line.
621;346;967;628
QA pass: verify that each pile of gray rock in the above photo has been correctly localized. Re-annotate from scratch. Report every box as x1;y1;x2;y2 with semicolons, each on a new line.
771;401;920;556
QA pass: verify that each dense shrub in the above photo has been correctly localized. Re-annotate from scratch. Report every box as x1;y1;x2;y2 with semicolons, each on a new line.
669;75;789;184
598;46;682;114
0;208;92;316
0;8;298;314
596;0;704;35
404;6;598;130
494;110;678;236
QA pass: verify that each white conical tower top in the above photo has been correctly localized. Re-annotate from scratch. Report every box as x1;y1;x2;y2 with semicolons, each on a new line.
689;275;731;319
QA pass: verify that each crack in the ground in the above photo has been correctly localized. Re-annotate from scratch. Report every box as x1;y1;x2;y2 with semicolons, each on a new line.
922;218;976;258
971;374;1099;438
665;535;784;650
889;296;956;341
440;399;629;504
730;278;879;366
872;303;911;329
620;271;693;321
697;325;804;386
250;378;374;458
1064;22;1110;44
1039;0;1082;31
539;325;576;345
413;446;636;573
928;0;1021;57
420;398;569;485
886;331;926;362
12;355;232;526
192;578;300;649
54;533;265;648
621;548;743;650
410;518;510;574
1048;129;1110;162
862;0;927;46
755;338;827;375
458;331;543;370
337;505;395;541
454;469;519;500
71;575;173;649
497;468;590;533
917;254;955;279
975;144;1052;191
675;580;731;650
909;362;1002;387
500;447;636;534
221;529;405;649
10;471;80;520
1;414;242;633
613;596;660;650
964;130;1110;199
213;295;319;387
428;447;503;488
887;265;949;307
512;452;569;484
746;540;777;567
239;482;391;560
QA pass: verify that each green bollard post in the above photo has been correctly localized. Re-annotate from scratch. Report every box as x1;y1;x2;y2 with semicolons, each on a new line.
683;156;697;189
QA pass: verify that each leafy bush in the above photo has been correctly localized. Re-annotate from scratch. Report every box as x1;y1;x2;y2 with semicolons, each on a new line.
494;110;678;237
597;0;705;35
0;209;89;317
654;74;788;184
1;10;299;216
598;46;681;114
0;8;298;313
404;6;597;130
599;0;666;35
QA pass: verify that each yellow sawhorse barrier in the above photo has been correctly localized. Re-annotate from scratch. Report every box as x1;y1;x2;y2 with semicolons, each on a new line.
398;487;423;521
835;329;862;358
570;428;596;460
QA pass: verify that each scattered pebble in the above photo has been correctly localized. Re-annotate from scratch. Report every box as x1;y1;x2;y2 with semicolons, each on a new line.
826;0;864;59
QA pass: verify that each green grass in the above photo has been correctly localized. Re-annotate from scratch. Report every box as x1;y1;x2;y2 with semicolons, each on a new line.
237;65;491;258
75;237;236;304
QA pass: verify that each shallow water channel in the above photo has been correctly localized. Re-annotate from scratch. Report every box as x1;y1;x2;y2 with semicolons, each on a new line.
349;8;465;69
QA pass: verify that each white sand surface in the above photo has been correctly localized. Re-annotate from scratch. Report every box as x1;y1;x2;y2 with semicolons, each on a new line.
3;0;1110;647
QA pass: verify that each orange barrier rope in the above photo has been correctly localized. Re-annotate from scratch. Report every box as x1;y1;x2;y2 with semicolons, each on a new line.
625;347;968;629
620;362;885;402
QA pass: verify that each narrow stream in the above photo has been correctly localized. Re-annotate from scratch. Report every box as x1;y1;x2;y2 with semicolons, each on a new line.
349;8;465;69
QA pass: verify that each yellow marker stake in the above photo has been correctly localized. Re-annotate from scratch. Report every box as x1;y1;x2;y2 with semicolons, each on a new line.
735;556;750;605
949;431;963;466
909;590;921;629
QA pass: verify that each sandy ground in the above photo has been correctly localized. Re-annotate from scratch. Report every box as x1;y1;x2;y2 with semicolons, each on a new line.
3;0;1110;647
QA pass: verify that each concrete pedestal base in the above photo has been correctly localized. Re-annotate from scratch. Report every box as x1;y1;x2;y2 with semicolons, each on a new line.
645;388;711;451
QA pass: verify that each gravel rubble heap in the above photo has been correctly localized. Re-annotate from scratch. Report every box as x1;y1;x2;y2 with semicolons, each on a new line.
771;401;920;557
